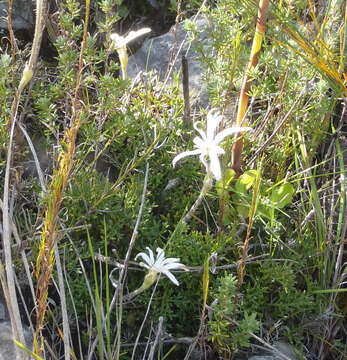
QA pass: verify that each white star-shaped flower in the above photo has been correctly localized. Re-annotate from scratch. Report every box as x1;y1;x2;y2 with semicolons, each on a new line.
173;110;252;180
135;247;188;286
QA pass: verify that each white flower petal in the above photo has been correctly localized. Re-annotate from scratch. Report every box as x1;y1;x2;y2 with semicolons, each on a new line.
214;126;252;144
199;153;209;172
193;136;206;150
135;247;155;266
193;122;208;142
135;247;187;286
161;257;181;265
209;151;222;180
146;247;155;264
164;262;188;271
110;33;126;48
111;28;151;49
135;252;152;265
207;110;223;141
172;149;202;167
162;270;179;286
155;247;165;265
138;262;150;270
124;28;151;44
212;145;225;155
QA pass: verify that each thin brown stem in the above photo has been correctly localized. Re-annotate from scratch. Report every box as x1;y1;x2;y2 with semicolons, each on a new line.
182;55;191;125
7;0;19;56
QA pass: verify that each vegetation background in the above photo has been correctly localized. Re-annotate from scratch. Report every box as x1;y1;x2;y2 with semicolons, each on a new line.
0;0;346;359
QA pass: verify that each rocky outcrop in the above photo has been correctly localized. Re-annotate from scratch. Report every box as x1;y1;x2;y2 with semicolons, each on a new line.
0;0;34;30
0;321;33;360
0;299;33;360
127;15;211;108
248;340;298;360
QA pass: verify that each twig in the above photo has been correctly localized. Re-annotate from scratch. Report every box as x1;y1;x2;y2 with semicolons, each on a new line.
182;55;190;125
2;106;28;360
17;0;47;94
159;1;208;96
54;243;71;360
7;0;19;56
130;279;159;360
95;253;270;273
148;316;164;360
119;336;194;348
184;314;206;360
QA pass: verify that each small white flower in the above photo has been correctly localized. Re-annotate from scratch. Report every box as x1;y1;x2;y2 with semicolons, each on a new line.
135;247;188;286
110;28;151;79
173;110;252;180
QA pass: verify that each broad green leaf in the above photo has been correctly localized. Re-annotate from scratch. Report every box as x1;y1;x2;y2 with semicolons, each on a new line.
216;168;236;196
270;183;295;209
236;201;250;218
235;170;259;193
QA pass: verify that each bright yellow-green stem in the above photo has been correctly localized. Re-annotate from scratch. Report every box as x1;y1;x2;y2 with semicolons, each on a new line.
116;46;129;80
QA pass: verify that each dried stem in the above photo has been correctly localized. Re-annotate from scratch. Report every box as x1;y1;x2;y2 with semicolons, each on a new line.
33;0;91;354
7;0;19;56
182;55;191;125
2;108;29;360
148;316;164;360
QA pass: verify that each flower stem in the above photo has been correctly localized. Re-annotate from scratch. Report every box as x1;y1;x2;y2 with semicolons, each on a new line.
183;173;213;224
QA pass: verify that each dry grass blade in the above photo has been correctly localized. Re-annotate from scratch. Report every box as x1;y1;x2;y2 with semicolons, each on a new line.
2;118;28;359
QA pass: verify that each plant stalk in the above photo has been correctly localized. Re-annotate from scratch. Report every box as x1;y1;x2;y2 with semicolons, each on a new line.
231;0;270;175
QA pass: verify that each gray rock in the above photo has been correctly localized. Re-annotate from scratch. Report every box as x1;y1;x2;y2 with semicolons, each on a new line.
0;0;34;30
273;341;298;360
127;15;211;108
0;321;33;360
0;301;6;321
248;340;298;360
247;341;298;360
